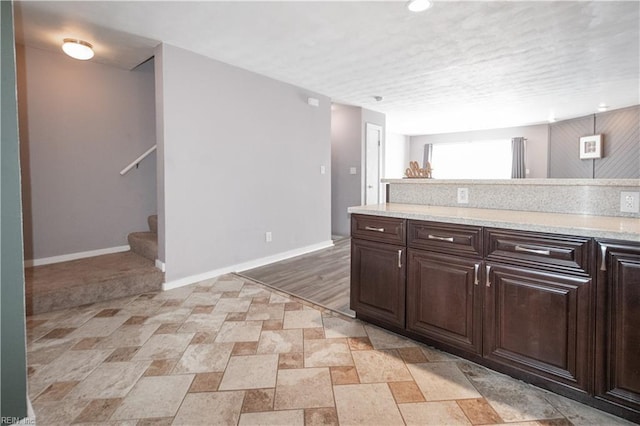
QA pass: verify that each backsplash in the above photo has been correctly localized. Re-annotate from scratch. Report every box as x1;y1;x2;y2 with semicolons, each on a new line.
384;179;640;218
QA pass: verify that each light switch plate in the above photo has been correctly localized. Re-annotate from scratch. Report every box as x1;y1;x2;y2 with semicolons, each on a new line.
349;167;357;175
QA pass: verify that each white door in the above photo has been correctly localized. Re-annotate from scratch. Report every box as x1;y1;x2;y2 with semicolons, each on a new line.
365;123;382;205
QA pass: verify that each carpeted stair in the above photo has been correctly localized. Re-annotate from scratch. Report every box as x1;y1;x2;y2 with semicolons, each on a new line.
25;215;163;315
127;214;158;261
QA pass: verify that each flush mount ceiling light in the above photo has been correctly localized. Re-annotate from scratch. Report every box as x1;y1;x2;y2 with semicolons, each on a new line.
597;103;608;112
62;38;94;60
407;0;432;12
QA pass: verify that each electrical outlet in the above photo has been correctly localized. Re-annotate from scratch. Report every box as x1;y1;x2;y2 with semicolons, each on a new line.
457;188;469;204
620;191;640;213
265;232;272;243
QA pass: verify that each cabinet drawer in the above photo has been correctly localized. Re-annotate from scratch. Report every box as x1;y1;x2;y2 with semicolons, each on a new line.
485;228;591;275
408;221;482;257
351;215;405;245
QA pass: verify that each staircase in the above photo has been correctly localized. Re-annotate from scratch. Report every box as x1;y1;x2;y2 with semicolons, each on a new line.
127;214;158;262
25;215;163;315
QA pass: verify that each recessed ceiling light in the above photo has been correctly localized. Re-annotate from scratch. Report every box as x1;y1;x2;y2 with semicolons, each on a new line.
407;0;432;12
597;103;608;112
548;117;556;123
62;38;94;60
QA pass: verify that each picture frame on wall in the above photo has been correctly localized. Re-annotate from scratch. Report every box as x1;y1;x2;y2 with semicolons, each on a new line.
579;134;603;159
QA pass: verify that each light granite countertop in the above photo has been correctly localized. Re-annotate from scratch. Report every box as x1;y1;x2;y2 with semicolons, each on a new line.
348;203;640;242
381;178;640;186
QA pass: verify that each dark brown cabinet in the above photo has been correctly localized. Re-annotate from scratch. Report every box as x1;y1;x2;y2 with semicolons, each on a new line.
350;214;639;422
483;228;594;393
595;240;640;418
406;221;483;355
350;215;406;328
483;263;592;392
407;250;482;354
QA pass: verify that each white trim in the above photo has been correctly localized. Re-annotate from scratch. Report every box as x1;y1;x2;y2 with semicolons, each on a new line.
155;259;166;272
24;245;130;267
163;240;334;291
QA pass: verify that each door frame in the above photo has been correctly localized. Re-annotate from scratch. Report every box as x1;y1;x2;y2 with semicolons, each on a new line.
364;122;383;205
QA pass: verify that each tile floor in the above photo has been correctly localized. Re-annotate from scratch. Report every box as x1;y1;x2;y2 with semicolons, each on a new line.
26;274;633;425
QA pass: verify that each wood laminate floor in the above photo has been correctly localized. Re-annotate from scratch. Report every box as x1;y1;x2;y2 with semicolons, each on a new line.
239;237;353;317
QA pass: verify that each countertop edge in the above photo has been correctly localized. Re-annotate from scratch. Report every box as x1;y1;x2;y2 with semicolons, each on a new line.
381;178;640;186
348;204;640;242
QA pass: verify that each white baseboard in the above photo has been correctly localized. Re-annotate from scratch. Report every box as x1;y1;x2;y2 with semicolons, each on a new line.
24;245;130;267
163;240;334;291
155;259;166;272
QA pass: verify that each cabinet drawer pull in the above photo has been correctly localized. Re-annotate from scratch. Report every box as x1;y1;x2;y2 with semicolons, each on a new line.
428;234;454;242
485;265;491;287
514;245;551;256
600;244;608;271
398;249;402;268
474;263;479;285
365;226;385;232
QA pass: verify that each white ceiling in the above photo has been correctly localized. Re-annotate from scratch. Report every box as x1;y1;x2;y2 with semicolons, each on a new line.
13;1;640;135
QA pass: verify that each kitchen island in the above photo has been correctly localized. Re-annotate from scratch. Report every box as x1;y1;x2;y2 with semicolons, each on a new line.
347;179;639;423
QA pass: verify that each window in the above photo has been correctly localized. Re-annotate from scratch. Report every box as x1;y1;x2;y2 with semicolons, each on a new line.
430;139;512;179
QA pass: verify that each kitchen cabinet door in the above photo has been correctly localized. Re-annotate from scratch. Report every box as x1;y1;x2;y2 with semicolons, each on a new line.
483;264;592;392
406;250;482;355
351;238;406;328
595;241;640;416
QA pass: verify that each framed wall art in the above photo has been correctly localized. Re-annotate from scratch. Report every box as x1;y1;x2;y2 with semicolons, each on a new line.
579;134;603;159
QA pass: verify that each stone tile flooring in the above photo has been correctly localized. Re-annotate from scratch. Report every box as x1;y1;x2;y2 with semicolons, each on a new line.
26;274;633;425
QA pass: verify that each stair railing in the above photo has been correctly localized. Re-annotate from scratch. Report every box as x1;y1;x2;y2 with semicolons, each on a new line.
120;145;157;175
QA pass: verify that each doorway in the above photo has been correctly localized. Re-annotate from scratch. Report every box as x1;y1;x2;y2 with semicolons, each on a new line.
365;123;383;205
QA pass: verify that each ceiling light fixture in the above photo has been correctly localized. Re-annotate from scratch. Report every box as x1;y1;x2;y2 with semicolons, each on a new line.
597;103;608;112
407;0;432;12
62;38;94;60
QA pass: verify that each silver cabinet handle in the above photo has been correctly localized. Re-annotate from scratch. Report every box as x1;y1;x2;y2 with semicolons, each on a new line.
515;245;551;256
474;263;479;285
428;234;454;242
485;265;492;287
600;244;608;271
398;249;402;268
365;226;385;232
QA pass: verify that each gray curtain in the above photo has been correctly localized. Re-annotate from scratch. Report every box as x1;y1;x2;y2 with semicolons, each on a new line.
423;143;433;168
511;137;526;178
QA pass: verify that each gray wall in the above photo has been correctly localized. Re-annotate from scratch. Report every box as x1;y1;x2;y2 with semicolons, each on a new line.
16;45;157;260
410;124;549;178
548;115;593;178
331;104;363;236
330;105;386;236
384;132;410;179
156;44;331;282
549;105;640;178
154;47;166;264
1;0;28;421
